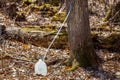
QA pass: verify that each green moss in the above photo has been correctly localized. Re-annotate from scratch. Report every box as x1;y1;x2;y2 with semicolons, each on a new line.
56;36;67;43
23;0;32;6
29;4;59;16
21;27;41;32
103;5;112;22
52;12;66;22
42;24;56;32
92;33;120;50
101;33;119;44
91;32;98;38
64;43;97;69
64;59;71;66
50;0;59;6
30;5;40;10
65;59;79;71
52;6;59;13
39;4;51;11
23;0;32;2
21;25;56;33
29;4;52;11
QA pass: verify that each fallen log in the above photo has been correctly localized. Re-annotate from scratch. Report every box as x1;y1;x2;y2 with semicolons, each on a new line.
0;24;68;49
1;24;120;52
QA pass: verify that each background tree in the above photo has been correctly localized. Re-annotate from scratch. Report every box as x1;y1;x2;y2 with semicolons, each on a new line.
103;0;120;23
66;0;98;70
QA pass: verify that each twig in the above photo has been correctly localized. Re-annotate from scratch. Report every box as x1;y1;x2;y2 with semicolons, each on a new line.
0;54;33;63
109;10;120;22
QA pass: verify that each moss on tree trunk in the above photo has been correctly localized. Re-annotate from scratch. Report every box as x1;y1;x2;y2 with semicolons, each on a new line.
66;0;98;70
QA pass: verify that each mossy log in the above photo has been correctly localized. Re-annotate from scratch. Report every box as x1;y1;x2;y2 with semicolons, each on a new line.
1;25;68;49
1;24;120;52
30;4;58;16
52;12;66;22
92;32;120;52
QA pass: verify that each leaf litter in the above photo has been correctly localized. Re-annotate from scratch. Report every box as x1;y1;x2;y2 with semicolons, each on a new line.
0;0;120;79
0;39;119;79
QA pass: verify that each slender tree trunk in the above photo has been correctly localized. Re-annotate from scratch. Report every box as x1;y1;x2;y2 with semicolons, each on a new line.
66;0;98;68
103;1;120;22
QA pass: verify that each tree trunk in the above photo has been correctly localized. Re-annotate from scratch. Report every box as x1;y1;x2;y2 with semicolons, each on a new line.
66;0;98;68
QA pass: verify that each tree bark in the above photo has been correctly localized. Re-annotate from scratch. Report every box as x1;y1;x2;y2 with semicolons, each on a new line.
66;0;98;68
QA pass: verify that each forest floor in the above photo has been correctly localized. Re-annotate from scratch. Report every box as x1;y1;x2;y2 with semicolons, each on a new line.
0;0;120;80
0;40;120;80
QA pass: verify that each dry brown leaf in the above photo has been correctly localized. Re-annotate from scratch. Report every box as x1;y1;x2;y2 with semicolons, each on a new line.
40;77;47;80
23;44;28;50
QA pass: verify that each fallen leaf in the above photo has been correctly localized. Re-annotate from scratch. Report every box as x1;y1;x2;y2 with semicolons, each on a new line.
23;44;28;50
